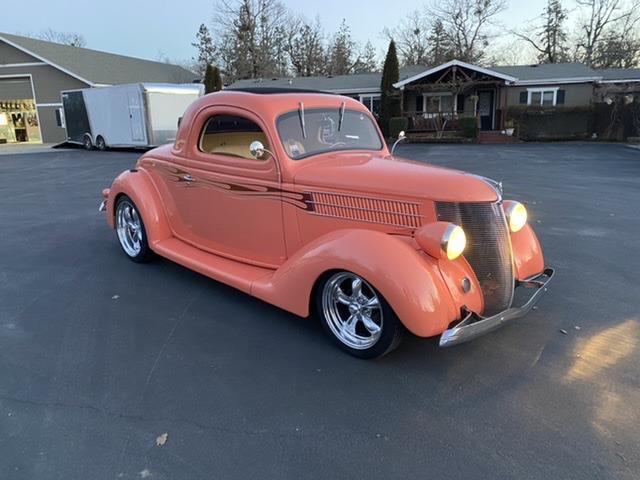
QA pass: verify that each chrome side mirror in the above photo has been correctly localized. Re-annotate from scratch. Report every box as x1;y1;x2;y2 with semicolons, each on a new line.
250;141;266;158
391;130;406;155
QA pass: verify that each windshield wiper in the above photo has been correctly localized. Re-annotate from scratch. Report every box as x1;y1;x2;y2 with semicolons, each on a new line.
338;101;345;131
298;102;307;139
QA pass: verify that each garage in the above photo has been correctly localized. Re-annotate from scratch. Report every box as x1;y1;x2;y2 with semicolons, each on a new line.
0;76;42;144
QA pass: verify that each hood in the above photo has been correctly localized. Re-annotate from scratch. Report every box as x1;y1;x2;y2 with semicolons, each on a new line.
292;152;499;203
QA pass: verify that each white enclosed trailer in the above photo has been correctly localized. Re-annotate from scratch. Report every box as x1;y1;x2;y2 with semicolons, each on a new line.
61;83;203;150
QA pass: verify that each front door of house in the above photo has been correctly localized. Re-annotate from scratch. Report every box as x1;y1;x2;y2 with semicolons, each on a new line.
477;90;494;130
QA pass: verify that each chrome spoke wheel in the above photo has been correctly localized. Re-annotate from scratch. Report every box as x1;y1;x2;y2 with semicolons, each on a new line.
116;199;143;257
322;272;383;350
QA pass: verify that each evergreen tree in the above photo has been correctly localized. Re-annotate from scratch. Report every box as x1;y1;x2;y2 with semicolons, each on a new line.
204;64;223;94
379;40;401;138
353;41;379;73
539;0;568;63
328;19;357;75
192;24;216;76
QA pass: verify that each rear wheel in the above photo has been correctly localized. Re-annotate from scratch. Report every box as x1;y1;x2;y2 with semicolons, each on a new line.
115;196;152;262
96;135;106;151
83;134;93;150
315;271;403;358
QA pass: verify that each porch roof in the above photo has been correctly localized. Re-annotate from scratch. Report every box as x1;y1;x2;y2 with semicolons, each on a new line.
393;60;517;89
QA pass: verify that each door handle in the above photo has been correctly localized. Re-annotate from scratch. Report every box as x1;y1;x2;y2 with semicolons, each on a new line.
181;174;194;182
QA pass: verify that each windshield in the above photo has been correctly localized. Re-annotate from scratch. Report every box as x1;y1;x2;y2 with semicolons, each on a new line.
276;107;383;160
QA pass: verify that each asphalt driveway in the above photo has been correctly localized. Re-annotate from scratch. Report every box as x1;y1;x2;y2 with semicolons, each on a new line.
1;143;638;479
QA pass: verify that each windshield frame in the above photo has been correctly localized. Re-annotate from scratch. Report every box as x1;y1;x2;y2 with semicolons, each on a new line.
275;107;385;161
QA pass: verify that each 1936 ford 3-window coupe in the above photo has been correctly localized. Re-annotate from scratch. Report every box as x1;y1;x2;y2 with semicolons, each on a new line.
100;90;553;358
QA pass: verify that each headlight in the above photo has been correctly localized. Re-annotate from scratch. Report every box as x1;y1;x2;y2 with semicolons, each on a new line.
442;224;466;260
416;222;466;261
504;201;527;232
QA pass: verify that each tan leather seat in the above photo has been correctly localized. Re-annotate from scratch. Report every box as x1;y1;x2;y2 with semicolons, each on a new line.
201;132;269;160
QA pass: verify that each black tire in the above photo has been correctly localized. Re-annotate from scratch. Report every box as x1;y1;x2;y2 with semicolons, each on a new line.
114;196;153;263
314;271;404;359
96;135;107;151
83;134;93;151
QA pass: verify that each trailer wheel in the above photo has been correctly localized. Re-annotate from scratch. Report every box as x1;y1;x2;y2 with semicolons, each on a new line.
83;134;93;151
96;136;107;151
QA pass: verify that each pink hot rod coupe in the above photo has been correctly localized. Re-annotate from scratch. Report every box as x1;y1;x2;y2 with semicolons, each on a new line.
100;90;553;358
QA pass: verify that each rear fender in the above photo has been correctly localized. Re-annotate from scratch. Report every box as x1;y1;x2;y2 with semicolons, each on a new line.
511;224;545;280
251;229;467;337
106;169;171;246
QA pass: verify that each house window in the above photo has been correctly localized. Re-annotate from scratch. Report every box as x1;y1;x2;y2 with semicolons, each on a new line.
423;93;455;114
359;94;381;116
527;88;560;106
55;108;65;128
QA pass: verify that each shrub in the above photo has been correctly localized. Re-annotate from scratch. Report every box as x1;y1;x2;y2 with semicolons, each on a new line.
389;117;408;139
458;117;478;139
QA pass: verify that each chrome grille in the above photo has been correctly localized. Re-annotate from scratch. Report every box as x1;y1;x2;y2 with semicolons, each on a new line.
436;202;514;315
307;191;422;228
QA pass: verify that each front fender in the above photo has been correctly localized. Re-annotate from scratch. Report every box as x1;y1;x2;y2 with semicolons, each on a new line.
251;229;476;337
105;169;172;246
511;224;545;280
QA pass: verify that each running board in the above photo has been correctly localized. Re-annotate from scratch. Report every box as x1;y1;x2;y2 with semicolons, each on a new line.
152;238;273;294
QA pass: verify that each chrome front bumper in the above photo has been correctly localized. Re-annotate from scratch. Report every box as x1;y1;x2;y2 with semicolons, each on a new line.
439;268;555;347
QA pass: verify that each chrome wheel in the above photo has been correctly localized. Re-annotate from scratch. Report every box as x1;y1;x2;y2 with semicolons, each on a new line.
321;272;383;350
116;199;143;257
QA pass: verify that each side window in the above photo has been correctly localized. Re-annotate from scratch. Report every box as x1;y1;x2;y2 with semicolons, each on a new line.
199;114;269;160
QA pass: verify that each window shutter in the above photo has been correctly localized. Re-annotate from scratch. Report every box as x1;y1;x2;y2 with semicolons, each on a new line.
519;91;527;104
456;94;465;113
415;94;423;112
556;90;565;105
55;109;62;127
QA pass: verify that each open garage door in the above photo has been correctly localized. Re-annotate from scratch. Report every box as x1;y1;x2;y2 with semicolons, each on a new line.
0;76;42;144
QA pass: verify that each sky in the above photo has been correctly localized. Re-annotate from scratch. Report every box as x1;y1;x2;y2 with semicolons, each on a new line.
4;0;572;64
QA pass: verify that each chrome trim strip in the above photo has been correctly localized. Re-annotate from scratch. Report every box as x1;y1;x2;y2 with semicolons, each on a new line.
439;267;555;347
98;200;106;212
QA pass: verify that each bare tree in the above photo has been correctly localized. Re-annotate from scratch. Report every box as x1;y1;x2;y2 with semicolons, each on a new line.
429;0;506;64
35;29;86;47
513;0;569;64
383;10;430;66
574;0;640;66
285;16;326;76
590;13;640;67
212;0;289;80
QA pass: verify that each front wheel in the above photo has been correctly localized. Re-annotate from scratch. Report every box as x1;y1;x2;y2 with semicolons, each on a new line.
115;196;152;262
315;271;403;358
83;134;93;150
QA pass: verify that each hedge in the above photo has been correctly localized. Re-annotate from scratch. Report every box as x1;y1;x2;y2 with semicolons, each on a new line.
458;117;478;139
506;106;593;141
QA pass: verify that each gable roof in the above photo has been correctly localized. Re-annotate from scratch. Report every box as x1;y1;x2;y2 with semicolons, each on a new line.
0;32;196;86
393;59;518;88
228;67;438;94
227;60;640;94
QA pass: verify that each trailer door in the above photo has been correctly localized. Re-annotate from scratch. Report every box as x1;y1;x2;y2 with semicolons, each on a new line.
127;92;145;142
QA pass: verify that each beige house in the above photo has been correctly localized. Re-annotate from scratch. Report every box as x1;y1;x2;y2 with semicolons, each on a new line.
230;59;640;138
0;33;196;145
